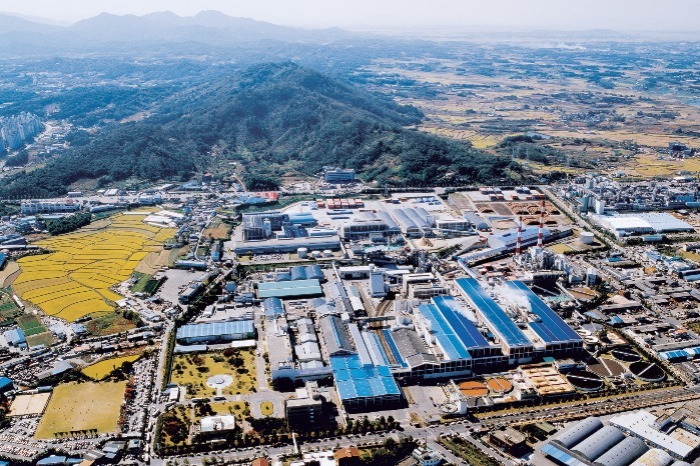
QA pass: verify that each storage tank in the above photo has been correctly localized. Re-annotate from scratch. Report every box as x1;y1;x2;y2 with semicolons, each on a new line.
311;251;322;259
323;250;333;257
297;247;308;259
580;231;595;245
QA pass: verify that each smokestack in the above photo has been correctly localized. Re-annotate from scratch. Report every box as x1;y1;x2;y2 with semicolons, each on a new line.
537;200;545;248
515;216;523;255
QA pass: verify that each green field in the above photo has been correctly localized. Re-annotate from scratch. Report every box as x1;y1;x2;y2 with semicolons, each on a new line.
132;273;164;295
85;311;138;336
35;381;126;439
26;332;55;348
0;296;21;327
16;314;47;336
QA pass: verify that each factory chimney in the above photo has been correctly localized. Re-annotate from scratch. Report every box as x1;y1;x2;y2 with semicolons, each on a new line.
537;200;545;248
515;216;523;255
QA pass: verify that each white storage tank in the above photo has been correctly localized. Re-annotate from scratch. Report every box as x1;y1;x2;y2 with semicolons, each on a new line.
323;250;333;257
297;247;308;259
579;231;595;245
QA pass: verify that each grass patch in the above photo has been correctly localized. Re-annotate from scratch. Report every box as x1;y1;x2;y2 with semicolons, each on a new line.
439;436;502;466
16;314;47;336
82;354;141;380
0;292;21;326
169;349;257;398
260;401;274;417
35;381;126;439
85;311;138;337
132;273;164;295
202;218;232;241
26;331;54;348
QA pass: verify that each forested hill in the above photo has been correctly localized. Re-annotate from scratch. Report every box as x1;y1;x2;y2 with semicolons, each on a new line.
0;63;522;197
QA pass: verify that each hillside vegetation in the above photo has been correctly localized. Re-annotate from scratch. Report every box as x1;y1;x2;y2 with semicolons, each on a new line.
0;62;521;197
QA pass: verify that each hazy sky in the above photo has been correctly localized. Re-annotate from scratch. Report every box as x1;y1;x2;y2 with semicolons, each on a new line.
1;0;698;31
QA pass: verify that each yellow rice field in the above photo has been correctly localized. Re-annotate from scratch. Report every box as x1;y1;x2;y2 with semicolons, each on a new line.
14;213;175;321
82;354;141;380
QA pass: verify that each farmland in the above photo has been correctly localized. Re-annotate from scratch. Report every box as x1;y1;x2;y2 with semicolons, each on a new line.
82;354;141;380
12;212;175;322
361;44;700;181
34;381;127;439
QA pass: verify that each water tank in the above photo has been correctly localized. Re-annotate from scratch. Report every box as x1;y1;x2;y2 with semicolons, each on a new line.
311;251;322;259
323;250;333;257
580;231;595;245
297;247;308;259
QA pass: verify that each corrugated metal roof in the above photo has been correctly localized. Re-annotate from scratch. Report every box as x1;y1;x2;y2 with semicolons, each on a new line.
176;320;254;339
331;354;401;401
456;278;532;348
258;279;323;298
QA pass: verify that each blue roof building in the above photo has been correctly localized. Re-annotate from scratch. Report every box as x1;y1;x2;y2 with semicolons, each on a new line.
263;297;285;320
455;278;533;358
4;328;26;347
176;320;255;344
330;355;402;411
505;281;583;352
0;377;13;394
257;279;323;299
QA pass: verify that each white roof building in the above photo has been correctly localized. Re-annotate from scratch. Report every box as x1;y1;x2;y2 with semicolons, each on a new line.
590;213;694;238
610;411;696;460
200;415;236;432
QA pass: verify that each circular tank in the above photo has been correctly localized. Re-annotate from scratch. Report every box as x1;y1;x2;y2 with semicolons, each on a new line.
487;377;513;394
612;348;642;363
630;362;665;382
297;247;308;259
566;370;604;391
458;381;488;397
323;250;333;257
588;358;625;377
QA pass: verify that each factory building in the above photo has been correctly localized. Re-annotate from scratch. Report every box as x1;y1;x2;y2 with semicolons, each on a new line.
340;219;389;240
456;278;534;361
234;234;340;255
504;281;584;356
542;413;698;465
175;320;255;345
589;213;694;238
390;207;434;237
323;167;356;183
257;279;324;299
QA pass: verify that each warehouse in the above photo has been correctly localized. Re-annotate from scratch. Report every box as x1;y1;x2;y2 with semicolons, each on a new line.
234;234;340;255
390;207;434;237
589;213;694;238
257;279;324;299
176;320;255;344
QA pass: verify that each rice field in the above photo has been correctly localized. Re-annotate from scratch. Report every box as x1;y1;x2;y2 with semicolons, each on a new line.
14;212;175;322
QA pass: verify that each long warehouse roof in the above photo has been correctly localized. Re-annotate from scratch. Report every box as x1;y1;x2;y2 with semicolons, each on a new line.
455;278;532;348
176;320;254;339
419;295;491;360
506;281;583;344
257;279;323;298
